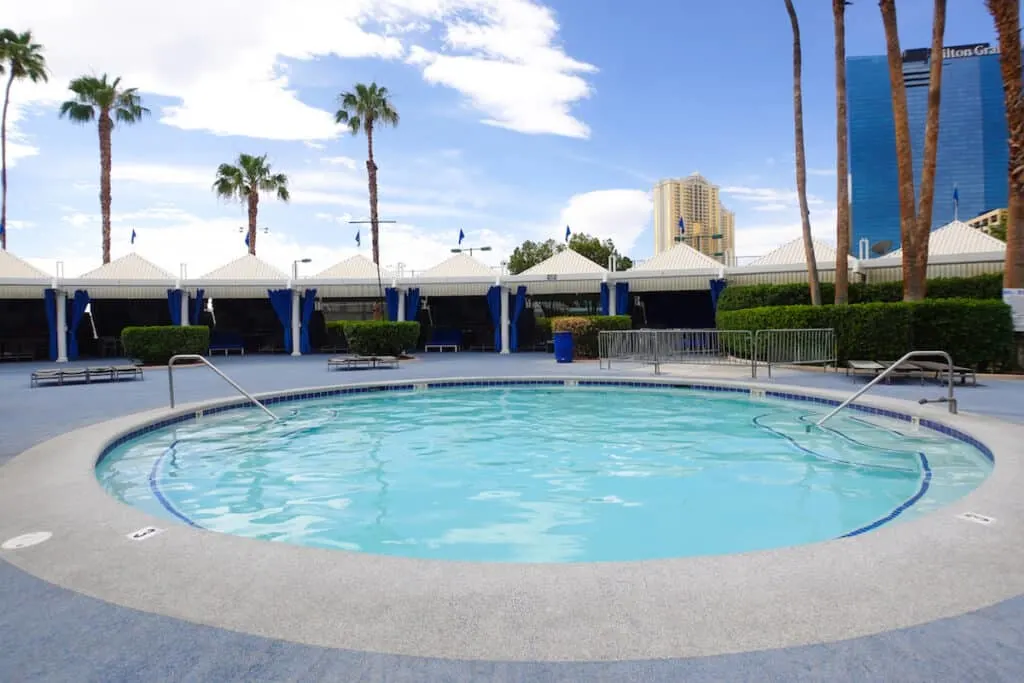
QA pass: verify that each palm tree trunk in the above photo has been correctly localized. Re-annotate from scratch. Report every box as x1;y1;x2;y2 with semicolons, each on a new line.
912;0;948;300
987;0;1024;288
784;0;821;305
98;109;113;264
879;0;920;301
366;121;384;305
247;193;258;255
833;0;851;304
1;72;15;251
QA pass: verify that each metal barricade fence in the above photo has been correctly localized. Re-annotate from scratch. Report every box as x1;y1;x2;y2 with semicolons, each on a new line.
599;329;755;376
753;328;836;378
599;328;836;378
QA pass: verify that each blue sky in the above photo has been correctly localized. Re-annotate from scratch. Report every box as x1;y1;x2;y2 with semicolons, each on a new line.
3;0;1003;276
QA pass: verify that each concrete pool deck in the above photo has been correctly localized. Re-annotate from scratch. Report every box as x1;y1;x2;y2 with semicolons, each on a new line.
1;353;1023;681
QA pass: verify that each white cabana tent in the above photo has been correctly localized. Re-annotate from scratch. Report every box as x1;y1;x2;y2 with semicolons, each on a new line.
195;254;289;299
416;252;496;297
0;251;52;361
0;250;51;299
625;242;723;292
313;254;391;299
864;220;1005;282
748;237;857;269
511;249;606;295
67;253;176;299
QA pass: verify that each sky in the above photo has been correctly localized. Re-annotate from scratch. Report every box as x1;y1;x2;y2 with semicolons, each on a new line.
1;0;1005;278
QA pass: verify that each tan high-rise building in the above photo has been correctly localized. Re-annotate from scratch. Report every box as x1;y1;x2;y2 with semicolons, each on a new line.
653;173;735;263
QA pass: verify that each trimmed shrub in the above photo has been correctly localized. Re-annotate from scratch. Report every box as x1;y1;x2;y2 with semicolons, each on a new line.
551;315;631;358
121;325;211;365
716;299;1014;370
340;320;420;356
716;272;1004;312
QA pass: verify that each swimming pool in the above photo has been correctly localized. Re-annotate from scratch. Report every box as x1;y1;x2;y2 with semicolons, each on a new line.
96;382;992;563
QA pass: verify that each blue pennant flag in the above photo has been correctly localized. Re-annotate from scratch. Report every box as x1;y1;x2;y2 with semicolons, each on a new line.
130;229;137;245
0;220;5;238
458;228;465;245
244;231;250;248
565;225;571;242
953;185;959;207
355;229;361;247
677;216;686;235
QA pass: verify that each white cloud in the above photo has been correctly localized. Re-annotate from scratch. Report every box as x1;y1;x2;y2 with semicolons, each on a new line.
722;185;826;208
808;168;837;177
734;207;839;263
321;156;359;170
558;189;651;252
6;0;594;143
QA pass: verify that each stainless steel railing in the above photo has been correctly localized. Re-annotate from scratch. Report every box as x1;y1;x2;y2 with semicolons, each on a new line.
167;354;278;420
812;350;957;430
753;328;836;378
599;329;755;376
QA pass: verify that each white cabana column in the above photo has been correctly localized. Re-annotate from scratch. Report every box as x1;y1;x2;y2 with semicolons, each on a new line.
499;286;510;355
397;288;406;322
607;276;617;316
180;290;190;326
291;288;301;357
56;290;68;363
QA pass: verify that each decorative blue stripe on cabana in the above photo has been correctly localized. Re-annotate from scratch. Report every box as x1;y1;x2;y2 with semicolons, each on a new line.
710;278;727;315
43;288;57;361
615;282;629;317
384;287;399;321
599;282;610;315
300;288;317;354
167;289;183;326
67;290;89;360
486;285;502;352
405;288;421;323
190;289;205;325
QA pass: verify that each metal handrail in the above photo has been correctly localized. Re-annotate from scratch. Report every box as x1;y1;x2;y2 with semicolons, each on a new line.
167;354;278;420
812;350;958;430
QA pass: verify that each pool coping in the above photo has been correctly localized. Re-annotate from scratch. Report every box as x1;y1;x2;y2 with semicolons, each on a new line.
0;375;1022;662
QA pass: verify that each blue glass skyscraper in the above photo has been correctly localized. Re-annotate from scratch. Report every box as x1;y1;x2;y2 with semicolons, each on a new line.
847;43;1010;254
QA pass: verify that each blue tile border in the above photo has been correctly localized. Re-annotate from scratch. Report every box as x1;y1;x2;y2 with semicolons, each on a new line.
96;378;995;471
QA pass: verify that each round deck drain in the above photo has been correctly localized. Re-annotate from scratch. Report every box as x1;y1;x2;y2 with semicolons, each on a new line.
2;531;52;550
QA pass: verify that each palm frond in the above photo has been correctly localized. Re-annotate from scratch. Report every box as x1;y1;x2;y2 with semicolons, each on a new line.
334;81;399;137
58;100;95;123
1;30;48;83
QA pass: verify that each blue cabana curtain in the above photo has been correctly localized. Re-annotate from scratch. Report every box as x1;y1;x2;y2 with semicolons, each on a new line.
385;287;400;321
44;288;58;360
190;289;205;325
709;278;727;315
510;286;527;352
599;283;610;315
167;289;183;326
615;282;630;318
267;289;293;353
300;288;317;354
404;288;421;322
486;285;502;352
67;290;90;360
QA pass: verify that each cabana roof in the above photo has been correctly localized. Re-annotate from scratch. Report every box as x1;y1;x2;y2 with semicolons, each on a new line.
518;249;606;277
0;250;50;280
315;254;381;279
631;242;722;272
747;237;857;267
882;220;1006;259
78;252;175;280
201;254;288;280
420;252;495;279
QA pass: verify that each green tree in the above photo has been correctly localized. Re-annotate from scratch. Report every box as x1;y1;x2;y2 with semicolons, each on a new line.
212;154;290;256
990;217;1007;242
0;29;47;251
59;74;148;264
507;234;632;275
335;82;399;304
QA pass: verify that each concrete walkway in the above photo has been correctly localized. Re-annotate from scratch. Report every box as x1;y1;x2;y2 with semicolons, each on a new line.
1;353;1022;682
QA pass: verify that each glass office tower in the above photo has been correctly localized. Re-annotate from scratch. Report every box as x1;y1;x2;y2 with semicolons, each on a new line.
847;43;1009;254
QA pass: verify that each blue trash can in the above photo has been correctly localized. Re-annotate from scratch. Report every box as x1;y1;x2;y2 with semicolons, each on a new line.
553;331;574;363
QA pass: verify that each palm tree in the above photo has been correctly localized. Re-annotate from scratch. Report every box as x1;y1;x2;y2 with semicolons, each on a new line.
985;0;1024;288
335;82;399;303
59;74;148;264
879;0;946;300
783;0;821;305
0;29;47;251
832;2;851;304
212;154;289;256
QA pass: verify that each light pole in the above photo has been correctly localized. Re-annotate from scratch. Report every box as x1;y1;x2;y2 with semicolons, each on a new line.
451;245;492;257
291;258;311;357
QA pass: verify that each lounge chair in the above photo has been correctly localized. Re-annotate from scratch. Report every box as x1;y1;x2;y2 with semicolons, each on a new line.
425;329;461;352
30;364;144;388
911;360;977;386
846;360;885;377
327;355;400;371
208;331;246;356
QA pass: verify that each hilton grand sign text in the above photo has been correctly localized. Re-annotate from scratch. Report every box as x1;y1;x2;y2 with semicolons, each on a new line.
903;42;1000;62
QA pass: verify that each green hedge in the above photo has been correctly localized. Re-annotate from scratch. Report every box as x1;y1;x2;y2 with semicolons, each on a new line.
717;299;1014;370
551;315;631;358
332;320;420;356
716;272;1004;312
121;325;211;365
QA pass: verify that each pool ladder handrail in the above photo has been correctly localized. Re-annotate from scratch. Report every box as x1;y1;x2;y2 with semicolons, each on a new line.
812;350;957;430
167;354;278;420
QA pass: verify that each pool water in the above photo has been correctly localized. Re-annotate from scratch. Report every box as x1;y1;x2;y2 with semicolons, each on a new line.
96;387;992;563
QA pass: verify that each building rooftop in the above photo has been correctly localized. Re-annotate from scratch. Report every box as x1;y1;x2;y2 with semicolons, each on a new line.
420;252;495;279
883;220;1005;259
201;254;288;280
78;253;175;280
748;237;857;267
518;249;607;277
631;242;722;271
0;250;50;279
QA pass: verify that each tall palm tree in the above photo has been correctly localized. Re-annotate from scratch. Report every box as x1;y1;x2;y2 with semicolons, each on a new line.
783;0;821;305
212;154;290;256
0;29;47;251
335;82;399;303
832;2;851;304
879;0;946;300
59;74;148;264
986;0;1024;288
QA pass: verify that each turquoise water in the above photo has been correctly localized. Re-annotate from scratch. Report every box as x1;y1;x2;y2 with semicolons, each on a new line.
96;387;991;563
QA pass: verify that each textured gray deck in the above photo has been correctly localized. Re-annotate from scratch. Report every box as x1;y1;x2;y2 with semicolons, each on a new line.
1;354;1022;682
